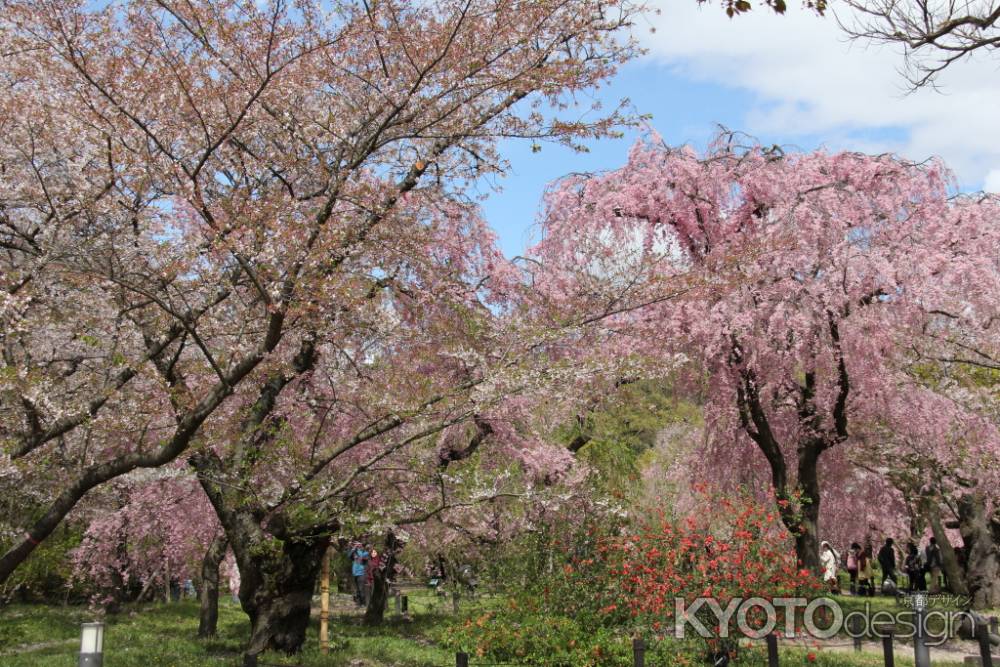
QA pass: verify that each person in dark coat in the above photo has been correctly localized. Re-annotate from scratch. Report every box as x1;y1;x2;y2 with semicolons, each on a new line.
877;537;897;586
924;537;943;594
904;542;926;591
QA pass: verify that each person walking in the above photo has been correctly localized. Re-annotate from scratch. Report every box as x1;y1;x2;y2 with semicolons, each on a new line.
924;537;943;594
846;543;861;595
364;548;383;607
349;541;370;607
858;544;875;597
905;542;926;591
821;541;841;594
878;538;897;591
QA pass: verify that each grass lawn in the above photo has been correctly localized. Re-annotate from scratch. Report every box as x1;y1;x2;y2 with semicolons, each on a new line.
0;596;454;667
0;592;984;666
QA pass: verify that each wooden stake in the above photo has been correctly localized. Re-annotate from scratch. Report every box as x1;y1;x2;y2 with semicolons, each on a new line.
765;633;779;667
320;546;330;655
977;619;995;667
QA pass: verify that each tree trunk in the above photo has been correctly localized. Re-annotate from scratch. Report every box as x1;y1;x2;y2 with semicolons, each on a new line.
364;532;402;625
193;448;333;659
792;442;823;574
958;492;1000;609
925;499;969;597
104;502;132;614
906;502;924;542
794;507;821;574
198;533;228;638
239;535;330;658
364;569;390;625
750;428;822;573
734;361;827;576
164;557;171;604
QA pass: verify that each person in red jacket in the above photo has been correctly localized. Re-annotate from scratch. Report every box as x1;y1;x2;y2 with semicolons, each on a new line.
365;549;382;591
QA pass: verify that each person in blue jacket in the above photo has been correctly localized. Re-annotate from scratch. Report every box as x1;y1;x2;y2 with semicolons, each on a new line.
348;541;370;606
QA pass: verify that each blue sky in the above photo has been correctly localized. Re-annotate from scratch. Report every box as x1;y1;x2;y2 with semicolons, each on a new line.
481;61;758;258
481;0;1000;258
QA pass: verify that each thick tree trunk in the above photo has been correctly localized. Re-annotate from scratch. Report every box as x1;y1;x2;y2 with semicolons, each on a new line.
198;534;228;638
958;492;1000;609
744;407;822;573
104;568;126;615
925;499;969;597
790;441;823;575
364;569;390;625
794;506;821;574
104;502;133;613
769;477;821;573
238;535;330;658
734;359;829;576
194;451;332;658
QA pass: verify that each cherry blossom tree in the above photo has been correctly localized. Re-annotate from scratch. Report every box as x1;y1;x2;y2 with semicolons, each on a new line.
0;0;641;606
855;359;1000;606
71;472;221;607
187;199;535;653
533;133;1000;573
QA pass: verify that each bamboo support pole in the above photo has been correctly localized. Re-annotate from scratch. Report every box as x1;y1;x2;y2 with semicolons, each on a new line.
320;547;330;654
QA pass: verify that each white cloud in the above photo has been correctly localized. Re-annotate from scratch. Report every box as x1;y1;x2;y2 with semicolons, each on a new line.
642;0;1000;190
985;169;1000;193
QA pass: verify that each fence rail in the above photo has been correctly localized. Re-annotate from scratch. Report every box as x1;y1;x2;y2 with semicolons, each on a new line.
450;615;998;667
242;602;998;667
241;621;997;667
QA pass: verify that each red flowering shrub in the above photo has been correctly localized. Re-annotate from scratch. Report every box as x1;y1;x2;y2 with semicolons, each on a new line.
441;488;822;665
604;487;821;640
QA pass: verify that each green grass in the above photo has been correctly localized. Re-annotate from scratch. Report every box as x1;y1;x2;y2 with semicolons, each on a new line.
0;593;980;666
1;601;245;667
0;597;456;667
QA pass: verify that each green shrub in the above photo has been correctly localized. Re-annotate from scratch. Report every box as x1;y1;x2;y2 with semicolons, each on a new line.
436;604;712;667
437;607;622;666
0;525;85;603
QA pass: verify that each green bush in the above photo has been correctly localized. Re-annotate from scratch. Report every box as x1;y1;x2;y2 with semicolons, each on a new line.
438;607;621;666
0;525;85;603
436;604;710;667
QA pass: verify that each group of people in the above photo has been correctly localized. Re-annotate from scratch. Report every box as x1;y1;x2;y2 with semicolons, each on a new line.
820;536;944;596
166;576;197;602
348;540;385;607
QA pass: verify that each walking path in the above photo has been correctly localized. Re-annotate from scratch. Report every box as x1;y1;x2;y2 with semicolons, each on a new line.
779;634;992;663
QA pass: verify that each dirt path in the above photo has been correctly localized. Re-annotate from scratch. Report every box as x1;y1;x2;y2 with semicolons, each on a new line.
0;637;77;656
777;634;992;663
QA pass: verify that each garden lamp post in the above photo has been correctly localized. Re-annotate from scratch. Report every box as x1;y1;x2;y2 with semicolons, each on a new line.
78;621;104;667
911;592;930;667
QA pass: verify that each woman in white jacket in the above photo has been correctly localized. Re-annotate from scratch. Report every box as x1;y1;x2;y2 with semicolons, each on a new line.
820;541;841;594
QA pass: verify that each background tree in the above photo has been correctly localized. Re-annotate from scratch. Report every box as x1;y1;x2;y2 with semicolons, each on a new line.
857;359;1000;606
533;133;1000;572
71;474;221;607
